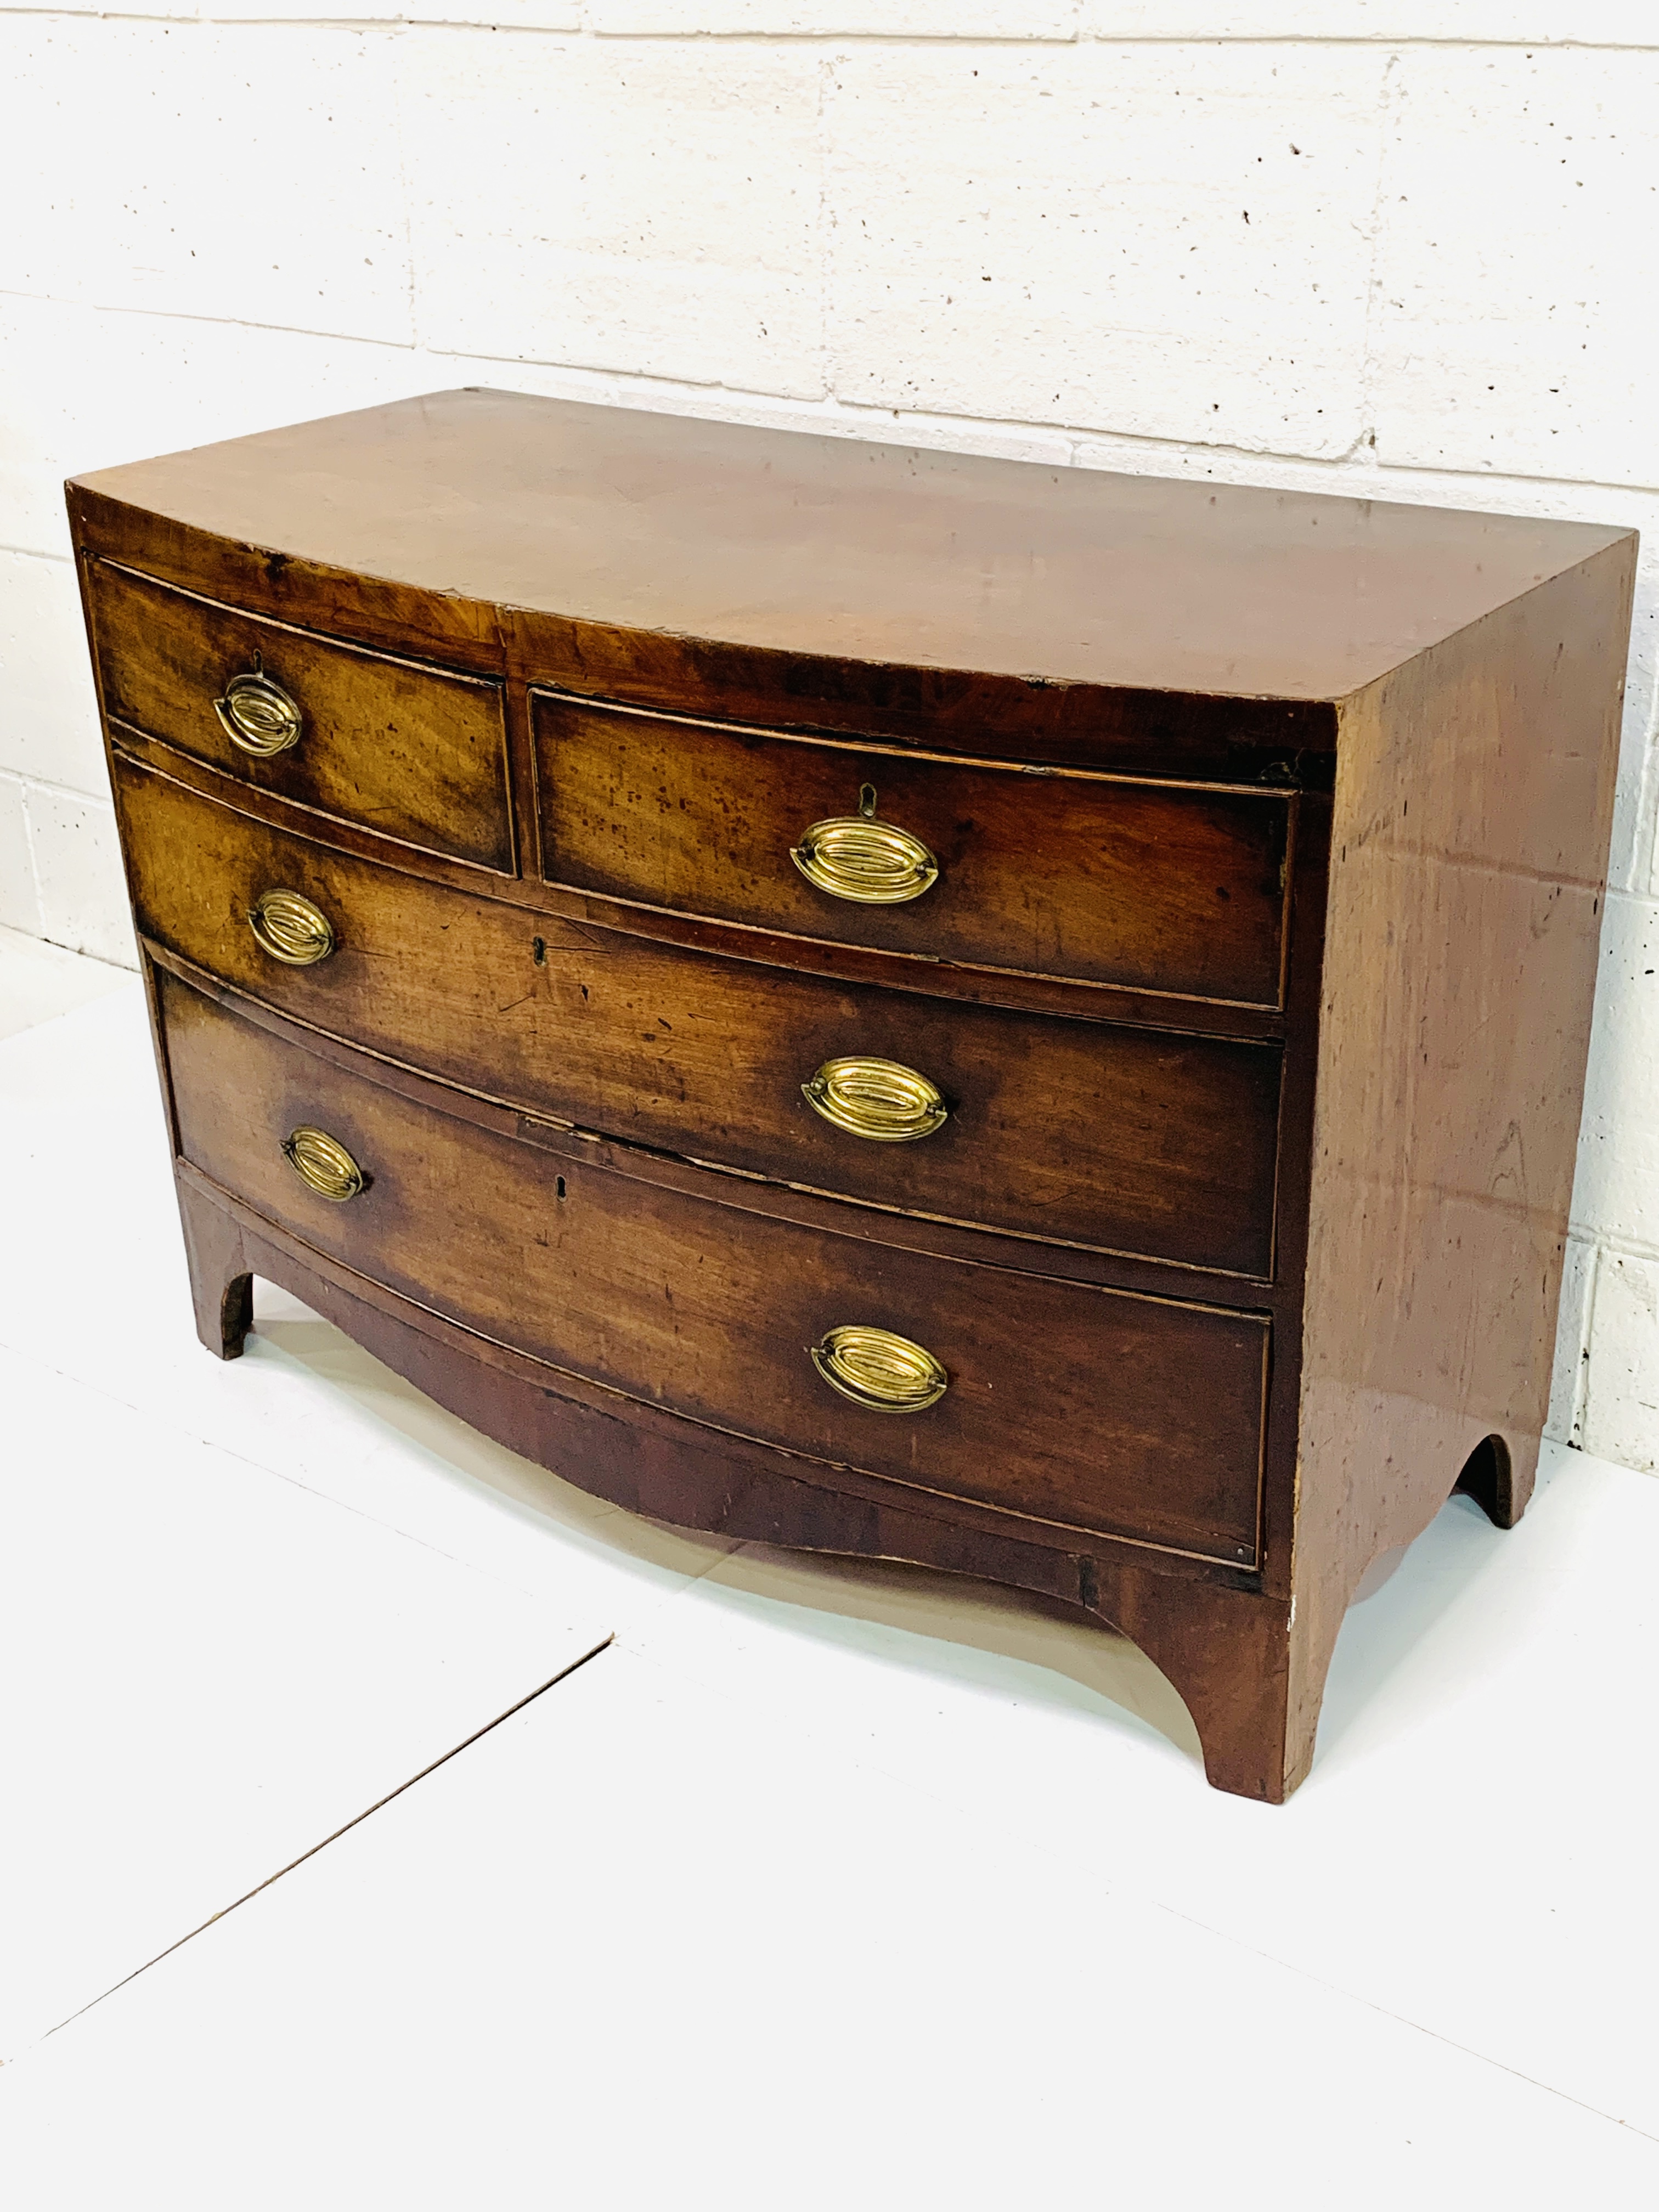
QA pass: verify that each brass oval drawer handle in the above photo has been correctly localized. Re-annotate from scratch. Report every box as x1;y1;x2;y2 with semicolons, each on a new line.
803;1056;949;1143
248;888;335;967
215;669;303;757
791;787;938;906
281;1125;365;1203
811;1324;947;1414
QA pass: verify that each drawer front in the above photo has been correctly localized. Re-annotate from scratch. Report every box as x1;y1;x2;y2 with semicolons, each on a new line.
160;970;1268;1565
89;562;512;870
123;763;1282;1277
533;691;1290;1007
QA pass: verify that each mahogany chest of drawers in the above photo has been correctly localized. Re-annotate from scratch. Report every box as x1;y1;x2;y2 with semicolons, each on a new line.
67;391;1635;1799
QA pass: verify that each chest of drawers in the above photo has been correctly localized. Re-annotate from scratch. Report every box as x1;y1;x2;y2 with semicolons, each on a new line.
67;391;1635;1799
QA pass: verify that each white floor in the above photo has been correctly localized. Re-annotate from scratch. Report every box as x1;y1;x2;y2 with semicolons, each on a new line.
1;940;1656;2209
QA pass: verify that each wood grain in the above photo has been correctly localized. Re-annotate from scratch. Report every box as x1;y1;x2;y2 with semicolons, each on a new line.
1283;537;1639;1767
534;690;1291;1006
119;757;1283;1276
160;967;1269;1567
89;559;514;871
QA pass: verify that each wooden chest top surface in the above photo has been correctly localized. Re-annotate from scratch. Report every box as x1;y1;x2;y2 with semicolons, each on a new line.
68;387;1628;706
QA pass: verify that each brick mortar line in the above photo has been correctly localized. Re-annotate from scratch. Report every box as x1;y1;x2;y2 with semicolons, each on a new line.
1571;1227;1659;1269
0;768;117;809
7;291;1659;511
6;13;1659;47
1571;1242;1602;1444
1;285;421;356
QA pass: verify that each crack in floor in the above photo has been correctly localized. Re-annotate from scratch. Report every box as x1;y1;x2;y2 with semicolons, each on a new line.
36;1634;614;2052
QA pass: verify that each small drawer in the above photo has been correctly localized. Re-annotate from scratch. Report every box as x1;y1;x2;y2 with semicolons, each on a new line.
121;760;1283;1277
159;969;1269;1567
533;691;1291;1007
89;561;512;871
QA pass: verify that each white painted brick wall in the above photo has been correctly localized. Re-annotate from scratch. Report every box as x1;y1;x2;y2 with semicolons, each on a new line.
2;7;1657;1467
403;33;827;392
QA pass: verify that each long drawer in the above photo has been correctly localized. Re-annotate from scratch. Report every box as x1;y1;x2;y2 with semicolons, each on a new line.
159;969;1269;1566
122;760;1283;1277
533;690;1291;1007
89;561;513;870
